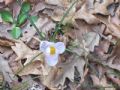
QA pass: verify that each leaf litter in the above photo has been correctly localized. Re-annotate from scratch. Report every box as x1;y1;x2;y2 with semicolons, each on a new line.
0;0;120;90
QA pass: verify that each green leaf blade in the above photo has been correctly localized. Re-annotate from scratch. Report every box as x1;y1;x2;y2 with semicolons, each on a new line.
21;2;31;13
11;27;22;39
0;10;13;23
17;13;27;26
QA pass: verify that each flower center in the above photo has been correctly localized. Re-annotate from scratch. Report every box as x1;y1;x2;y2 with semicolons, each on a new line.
50;46;56;55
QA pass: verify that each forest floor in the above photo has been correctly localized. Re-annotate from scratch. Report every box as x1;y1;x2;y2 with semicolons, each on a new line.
0;0;120;90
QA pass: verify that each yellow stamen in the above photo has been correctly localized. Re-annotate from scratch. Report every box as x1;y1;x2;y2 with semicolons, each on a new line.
50;46;56;55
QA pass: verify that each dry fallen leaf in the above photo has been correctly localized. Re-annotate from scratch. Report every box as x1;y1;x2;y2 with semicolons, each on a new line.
42;56;85;88
107;74;120;86
90;0;114;15
11;41;42;65
45;0;62;6
84;31;100;52
0;37;15;47
4;0;13;5
106;57;120;71
36;17;55;33
75;4;99;24
91;75;115;90
21;17;55;42
0;24;13;39
94;14;120;38
21;23;37;42
94;39;111;59
0;0;120;89
34;1;46;13
51;4;76;24
70;31;100;56
18;61;48;76
109;6;120;26
69;39;87;56
45;0;70;7
110;15;120;26
27;37;40;50
55;57;85;86
0;55;15;83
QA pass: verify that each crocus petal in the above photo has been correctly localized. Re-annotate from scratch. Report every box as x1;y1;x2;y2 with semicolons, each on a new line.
55;42;65;54
40;41;54;52
45;54;59;66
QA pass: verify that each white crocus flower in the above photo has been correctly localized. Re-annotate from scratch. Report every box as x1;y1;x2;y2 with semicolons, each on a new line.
40;41;65;66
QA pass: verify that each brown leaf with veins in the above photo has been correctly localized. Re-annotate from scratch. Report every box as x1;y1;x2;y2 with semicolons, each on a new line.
11;41;42;65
